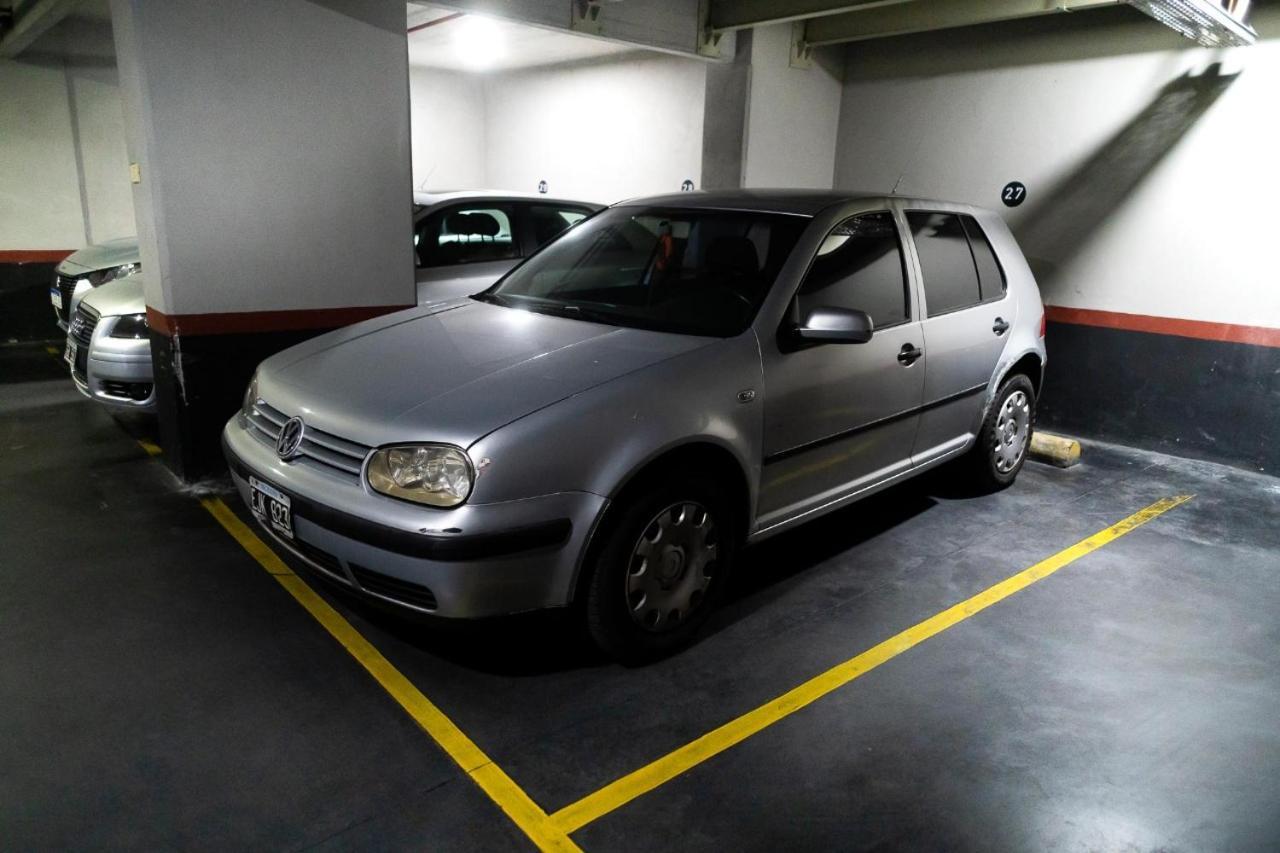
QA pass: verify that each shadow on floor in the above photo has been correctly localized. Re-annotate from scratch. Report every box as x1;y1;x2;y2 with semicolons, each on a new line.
344;465;994;677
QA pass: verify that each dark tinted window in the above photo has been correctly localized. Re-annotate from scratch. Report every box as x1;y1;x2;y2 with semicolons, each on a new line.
798;212;907;330
961;215;1005;302
907;211;982;316
484;206;807;337
416;204;518;268
527;204;592;249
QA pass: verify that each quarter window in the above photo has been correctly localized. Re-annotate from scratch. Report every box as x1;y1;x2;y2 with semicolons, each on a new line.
798;211;908;330
961;215;1006;302
527;204;592;249
416;205;518;268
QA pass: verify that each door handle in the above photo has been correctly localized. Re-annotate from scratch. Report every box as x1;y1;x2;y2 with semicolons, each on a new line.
897;344;922;366
992;317;1010;336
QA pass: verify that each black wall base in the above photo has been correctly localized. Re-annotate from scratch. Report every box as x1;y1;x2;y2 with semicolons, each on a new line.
150;329;333;481
1;262;61;343
1039;322;1280;475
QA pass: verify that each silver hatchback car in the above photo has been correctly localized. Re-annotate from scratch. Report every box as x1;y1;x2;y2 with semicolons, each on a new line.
223;190;1046;660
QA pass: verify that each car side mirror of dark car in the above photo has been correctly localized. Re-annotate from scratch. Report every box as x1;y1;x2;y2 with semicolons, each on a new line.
792;306;874;345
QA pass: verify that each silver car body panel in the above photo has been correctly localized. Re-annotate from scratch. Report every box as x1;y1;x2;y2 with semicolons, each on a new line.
223;190;1046;619
52;237;142;331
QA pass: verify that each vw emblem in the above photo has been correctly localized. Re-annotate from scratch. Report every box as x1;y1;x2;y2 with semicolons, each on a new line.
276;416;305;461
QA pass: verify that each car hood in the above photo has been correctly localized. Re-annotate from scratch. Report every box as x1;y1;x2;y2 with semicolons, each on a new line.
258;299;714;449
79;275;145;317
58;237;140;275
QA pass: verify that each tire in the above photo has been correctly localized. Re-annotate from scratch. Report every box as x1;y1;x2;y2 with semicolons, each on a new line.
584;474;738;663
967;373;1036;490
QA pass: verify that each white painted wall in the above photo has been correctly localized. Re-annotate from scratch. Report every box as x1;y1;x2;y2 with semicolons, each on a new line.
66;66;135;244
480;53;707;203
743;24;842;189
0;59;135;251
833;5;1280;328
408;66;486;191
1;60;87;249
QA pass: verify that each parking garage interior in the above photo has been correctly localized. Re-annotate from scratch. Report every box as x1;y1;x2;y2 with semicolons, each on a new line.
2;1;1278;850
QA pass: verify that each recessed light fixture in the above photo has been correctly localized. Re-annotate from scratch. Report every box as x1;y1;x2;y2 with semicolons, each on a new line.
453;16;506;71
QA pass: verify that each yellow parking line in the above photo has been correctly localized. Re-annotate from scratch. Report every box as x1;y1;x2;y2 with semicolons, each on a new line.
45;345;60;356
136;439;163;457
549;494;1193;835
200;497;581;852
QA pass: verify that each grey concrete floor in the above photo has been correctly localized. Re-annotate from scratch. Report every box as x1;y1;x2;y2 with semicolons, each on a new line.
3;350;1278;851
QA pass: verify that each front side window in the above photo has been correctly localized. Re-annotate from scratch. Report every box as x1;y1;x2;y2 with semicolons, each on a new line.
416;205;518;268
798;211;908;330
481;206;808;337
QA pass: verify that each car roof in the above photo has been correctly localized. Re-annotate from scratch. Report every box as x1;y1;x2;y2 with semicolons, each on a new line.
413;189;604;209
611;189;887;216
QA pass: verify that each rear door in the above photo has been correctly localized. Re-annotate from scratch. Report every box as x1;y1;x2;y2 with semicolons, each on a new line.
414;202;522;304
904;209;1013;464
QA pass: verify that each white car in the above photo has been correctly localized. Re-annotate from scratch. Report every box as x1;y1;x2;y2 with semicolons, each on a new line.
62;191;602;413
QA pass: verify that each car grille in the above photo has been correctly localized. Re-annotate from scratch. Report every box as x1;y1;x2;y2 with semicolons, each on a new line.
53;273;81;325
350;564;438;611
243;399;371;478
69;305;99;381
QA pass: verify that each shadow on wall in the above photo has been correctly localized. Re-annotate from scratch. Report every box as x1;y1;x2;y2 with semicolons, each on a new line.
1015;62;1238;287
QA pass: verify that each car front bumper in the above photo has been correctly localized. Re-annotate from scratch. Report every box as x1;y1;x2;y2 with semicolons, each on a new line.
222;415;607;619
69;320;156;412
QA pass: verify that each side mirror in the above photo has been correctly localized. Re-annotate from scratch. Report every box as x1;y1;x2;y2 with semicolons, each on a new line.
793;306;874;344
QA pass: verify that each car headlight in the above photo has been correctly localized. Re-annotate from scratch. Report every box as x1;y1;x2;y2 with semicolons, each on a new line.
90;262;141;287
109;313;148;339
242;372;259;414
367;445;474;508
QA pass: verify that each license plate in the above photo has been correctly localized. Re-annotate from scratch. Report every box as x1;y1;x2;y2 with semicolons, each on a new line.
250;476;293;539
50;288;61;307
64;339;77;366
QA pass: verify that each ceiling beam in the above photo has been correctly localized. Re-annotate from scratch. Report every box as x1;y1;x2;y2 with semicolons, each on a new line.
0;0;81;58
708;0;913;33
804;0;1123;45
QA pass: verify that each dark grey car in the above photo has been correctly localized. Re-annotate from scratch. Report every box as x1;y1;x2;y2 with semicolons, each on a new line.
223;190;1046;660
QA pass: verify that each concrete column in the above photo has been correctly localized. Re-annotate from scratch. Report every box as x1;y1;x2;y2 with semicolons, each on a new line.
110;0;414;480
700;30;752;191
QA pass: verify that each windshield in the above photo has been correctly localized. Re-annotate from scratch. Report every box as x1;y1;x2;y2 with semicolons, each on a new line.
478;206;809;337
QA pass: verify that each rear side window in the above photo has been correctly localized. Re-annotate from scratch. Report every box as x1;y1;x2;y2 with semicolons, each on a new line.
798;211;908;330
961;215;1006;302
416;205;519;268
907;212;981;316
527;204;592;249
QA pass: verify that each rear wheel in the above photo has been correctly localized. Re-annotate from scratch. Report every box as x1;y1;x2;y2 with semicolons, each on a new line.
585;475;737;662
968;373;1036;490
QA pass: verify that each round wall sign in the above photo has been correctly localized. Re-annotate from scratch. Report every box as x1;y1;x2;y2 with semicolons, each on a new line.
1001;181;1026;208
537;180;548;194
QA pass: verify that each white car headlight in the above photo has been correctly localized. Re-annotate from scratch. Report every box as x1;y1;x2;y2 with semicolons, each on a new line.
91;262;141;287
367;444;474;508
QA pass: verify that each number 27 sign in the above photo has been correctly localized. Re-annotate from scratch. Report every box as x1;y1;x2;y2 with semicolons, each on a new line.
1001;181;1026;208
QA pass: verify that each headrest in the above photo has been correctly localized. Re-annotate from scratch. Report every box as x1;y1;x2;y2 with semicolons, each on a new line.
706;236;759;276
447;211;501;237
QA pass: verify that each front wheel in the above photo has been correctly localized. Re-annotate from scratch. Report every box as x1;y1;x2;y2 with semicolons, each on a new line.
584;476;737;663
967;373;1036;490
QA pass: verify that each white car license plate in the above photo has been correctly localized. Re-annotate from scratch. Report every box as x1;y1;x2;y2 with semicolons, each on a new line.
64;339;77;366
249;476;293;539
50;288;61;307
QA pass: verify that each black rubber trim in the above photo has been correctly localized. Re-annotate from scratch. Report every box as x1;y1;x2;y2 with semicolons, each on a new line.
223;436;571;561
763;382;988;465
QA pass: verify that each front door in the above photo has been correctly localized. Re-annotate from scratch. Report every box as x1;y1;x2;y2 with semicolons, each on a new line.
758;211;925;530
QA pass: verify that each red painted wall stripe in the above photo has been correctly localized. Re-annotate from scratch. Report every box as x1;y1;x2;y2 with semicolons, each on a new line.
0;249;75;264
146;305;414;337
1046;306;1280;349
